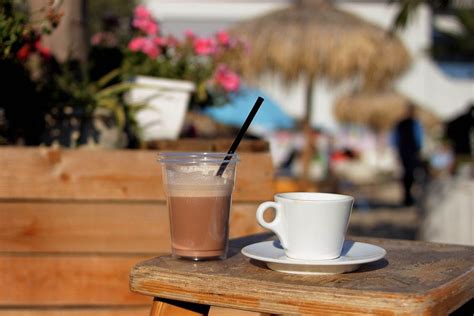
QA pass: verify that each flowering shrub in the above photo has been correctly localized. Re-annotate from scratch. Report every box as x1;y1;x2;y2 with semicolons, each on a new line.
121;5;246;108
0;0;61;62
0;0;62;145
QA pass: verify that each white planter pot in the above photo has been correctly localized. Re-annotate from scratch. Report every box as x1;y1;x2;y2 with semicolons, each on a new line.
126;76;195;141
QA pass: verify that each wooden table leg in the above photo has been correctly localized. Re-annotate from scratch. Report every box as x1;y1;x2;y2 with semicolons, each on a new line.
149;297;272;316
209;306;272;315
150;297;210;316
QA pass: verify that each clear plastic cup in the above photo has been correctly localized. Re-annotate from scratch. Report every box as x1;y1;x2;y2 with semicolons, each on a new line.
157;152;239;260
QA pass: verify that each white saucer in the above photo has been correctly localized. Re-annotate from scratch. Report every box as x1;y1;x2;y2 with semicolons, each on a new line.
241;240;386;275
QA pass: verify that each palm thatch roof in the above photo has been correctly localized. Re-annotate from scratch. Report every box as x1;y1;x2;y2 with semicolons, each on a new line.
231;0;410;89
334;92;440;132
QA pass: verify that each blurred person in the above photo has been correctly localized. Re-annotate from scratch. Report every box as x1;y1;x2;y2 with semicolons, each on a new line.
391;103;424;206
445;103;474;175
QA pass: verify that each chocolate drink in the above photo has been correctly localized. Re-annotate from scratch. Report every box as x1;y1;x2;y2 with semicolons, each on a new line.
167;192;232;259
158;151;238;261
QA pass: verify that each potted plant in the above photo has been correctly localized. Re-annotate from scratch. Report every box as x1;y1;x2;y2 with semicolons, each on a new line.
40;66;140;148
121;5;245;141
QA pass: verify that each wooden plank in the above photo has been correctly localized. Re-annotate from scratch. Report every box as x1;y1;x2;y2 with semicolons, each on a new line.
130;236;474;315
105;302;274;316
0;307;149;316
0;254;152;305
146;139;270;152
0;202;265;253
0;147;274;202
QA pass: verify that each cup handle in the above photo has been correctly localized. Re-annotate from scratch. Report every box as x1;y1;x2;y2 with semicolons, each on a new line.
256;201;288;249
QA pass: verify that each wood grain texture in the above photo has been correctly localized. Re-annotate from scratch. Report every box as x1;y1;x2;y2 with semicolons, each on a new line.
146;139;270;153
0;202;265;253
0;147;273;202
0;307;149;316
0;146;274;314
130;235;474;315
0;254;153;305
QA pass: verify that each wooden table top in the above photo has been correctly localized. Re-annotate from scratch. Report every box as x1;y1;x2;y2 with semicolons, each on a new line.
130;234;474;315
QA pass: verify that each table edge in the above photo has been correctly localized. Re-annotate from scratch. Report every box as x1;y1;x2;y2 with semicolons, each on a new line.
129;260;474;315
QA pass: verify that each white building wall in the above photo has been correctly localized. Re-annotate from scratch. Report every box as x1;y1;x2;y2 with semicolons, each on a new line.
339;2;474;120
396;58;474;119
338;2;432;56
145;0;474;128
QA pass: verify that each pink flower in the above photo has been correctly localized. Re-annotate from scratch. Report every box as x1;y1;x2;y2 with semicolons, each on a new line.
214;65;240;92
184;29;196;40
216;30;230;46
38;46;51;59
141;38;160;58
134;5;151;20
16;44;31;61
128;37;147;52
131;5;159;35
91;33;103;46
128;37;160;58
193;37;216;56
34;40;51;59
153;36;167;47
166;35;179;48
132;18;158;35
91;32;118;47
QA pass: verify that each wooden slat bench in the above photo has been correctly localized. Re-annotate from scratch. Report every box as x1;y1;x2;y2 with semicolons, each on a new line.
0;145;274;315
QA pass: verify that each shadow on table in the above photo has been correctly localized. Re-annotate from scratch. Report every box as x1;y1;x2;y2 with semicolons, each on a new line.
246;258;388;274
349;223;418;240
352;258;389;273
228;232;274;257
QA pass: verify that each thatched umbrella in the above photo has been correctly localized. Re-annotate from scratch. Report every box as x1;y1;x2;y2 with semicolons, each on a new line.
231;0;411;181
334;92;440;132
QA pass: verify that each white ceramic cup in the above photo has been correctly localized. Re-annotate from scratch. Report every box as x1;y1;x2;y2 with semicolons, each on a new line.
256;192;354;260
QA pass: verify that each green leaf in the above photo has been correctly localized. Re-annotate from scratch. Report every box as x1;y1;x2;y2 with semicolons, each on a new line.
97;68;121;88
113;106;126;129
95;82;134;98
391;0;424;31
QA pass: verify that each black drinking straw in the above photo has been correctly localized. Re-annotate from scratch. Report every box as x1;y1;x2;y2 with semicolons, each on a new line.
216;96;265;177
